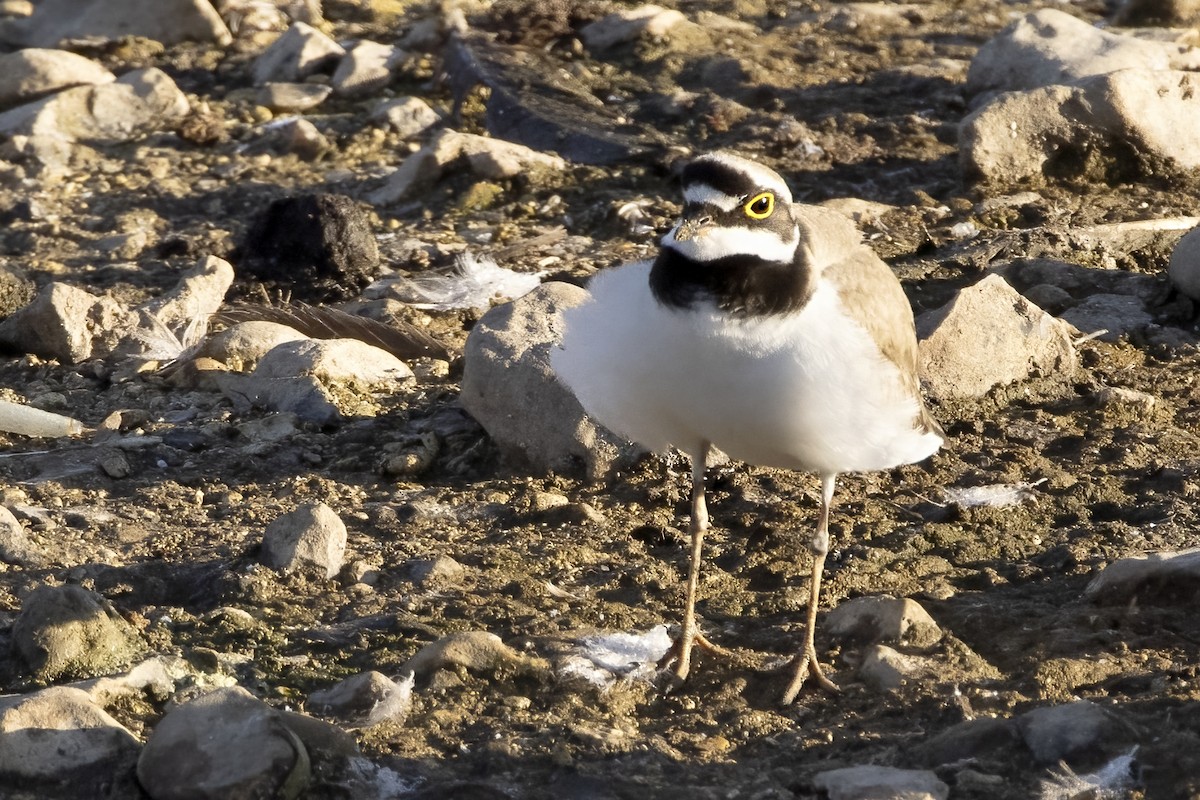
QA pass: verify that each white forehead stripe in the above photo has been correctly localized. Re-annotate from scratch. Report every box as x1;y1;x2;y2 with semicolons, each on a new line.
663;224;799;263
690;153;794;205
683;184;740;211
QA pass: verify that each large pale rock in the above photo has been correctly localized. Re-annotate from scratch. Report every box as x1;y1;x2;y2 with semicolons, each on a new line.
825;596;942;647
370;129;566;205
961;69;1200;186
12;584;144;681
813;765;949;800
0;282;136;363
461;281;631;478
0;49;114;111
1084;69;1200;170
252;22;345;85
917;274;1078;398
261;502;347;579
372;96;441;139
0;67;190;171
137;686;310;800
217;338;413;424
1168;227;1200;301
0;686;140;785
199;320;310;371
1083;548;1200;605
580;5;688;51
1;0;231;47
331;40;398;96
858;644;939;691
965;9;1173;98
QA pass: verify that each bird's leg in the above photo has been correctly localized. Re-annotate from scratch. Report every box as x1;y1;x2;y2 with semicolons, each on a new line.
658;443;726;684
780;474;841;705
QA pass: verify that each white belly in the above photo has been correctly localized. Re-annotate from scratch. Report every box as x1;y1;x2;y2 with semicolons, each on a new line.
552;261;941;475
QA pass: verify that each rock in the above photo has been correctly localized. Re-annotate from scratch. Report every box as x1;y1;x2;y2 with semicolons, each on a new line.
961;69;1200;187
252;21;345;85
0;686;140;787
1083;548;1200;605
0;67;190;172
199;320;309;371
3;0;231;48
12;584;144;681
137;686;310;800
912;717;1021;766
216;335;415;424
993;258;1162;307
404;631;540;681
462;281;632;479
965;9;1173;99
579;5;688;52
135;255;234;347
0;282;136;363
331;40;398;96
0;48;114;111
958;84;1076;188
261;502;347;579
370;129;566;205
0;504;42;565
252;336;412;382
257;82;332;112
1058;293;1153;342
858;644;938;690
1095;385;1158;411
917;274;1078;399
824;3;923;33
812;765;949;800
250;116;331;160
308;670;414;728
239;193;380;303
825;596;943;647
1017;700;1126;765
1168;226;1200;301
408;555;466;588
372;96;441;139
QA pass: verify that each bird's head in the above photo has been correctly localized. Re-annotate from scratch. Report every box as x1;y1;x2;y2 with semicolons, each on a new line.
662;153;799;264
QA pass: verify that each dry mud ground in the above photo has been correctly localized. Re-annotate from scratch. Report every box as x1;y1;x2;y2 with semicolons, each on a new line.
2;0;1200;798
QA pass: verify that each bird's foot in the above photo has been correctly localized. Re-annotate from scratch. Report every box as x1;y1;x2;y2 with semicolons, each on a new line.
655;630;732;691
778;646;839;706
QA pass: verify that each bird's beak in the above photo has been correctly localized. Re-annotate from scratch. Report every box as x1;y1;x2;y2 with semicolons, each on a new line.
672;212;714;243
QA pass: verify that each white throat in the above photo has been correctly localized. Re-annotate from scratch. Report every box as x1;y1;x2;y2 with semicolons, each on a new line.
663;224;799;263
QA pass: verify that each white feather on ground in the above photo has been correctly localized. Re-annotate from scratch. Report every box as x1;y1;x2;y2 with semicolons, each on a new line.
558;626;673;688
1038;748;1139;800
388;253;545;311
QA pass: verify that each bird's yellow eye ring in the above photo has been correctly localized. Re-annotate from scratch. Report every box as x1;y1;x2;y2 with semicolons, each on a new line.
744;192;774;219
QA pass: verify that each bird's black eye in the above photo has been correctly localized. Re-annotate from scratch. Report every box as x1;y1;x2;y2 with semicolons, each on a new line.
744;192;774;219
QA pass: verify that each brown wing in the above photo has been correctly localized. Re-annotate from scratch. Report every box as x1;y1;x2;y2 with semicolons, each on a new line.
794;205;943;437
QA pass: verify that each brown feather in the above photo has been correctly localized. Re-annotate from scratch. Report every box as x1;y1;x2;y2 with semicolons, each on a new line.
215;302;451;362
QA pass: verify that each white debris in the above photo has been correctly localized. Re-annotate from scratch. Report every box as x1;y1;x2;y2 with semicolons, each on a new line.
1038;747;1139;800
0;399;87;438
944;480;1045;508
393;253;544;311
558;626;672;687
